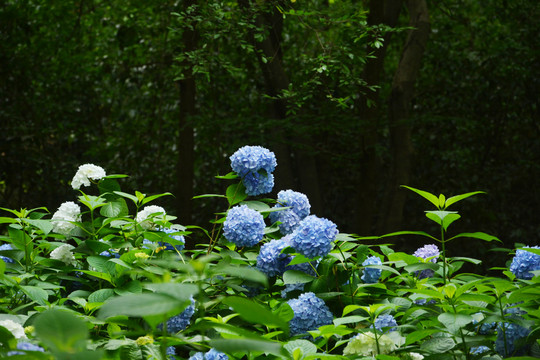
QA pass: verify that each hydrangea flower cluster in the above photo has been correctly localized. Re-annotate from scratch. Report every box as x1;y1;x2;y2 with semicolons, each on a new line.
223;205;265;247
51;201;81;236
7;342;45;356
289;215;338;259
230;145;277;196
509;246;540;280
0;319;27;339
287;292;333;336
373;314;398;333
269;190;311;234
256;239;291;277
470;346;490;355
50;244;77;266
136;205;166;230
71;163;107;190
343;331;396;356
188;348;229;360
413;244;440;279
361;256;382;283
495;321;531;357
0;243;14;264
162;297;196;333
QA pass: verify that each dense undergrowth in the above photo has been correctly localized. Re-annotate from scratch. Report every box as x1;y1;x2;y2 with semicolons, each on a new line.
0;146;539;360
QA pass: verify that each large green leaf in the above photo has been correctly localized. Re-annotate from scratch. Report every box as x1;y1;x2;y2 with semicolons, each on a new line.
34;309;88;353
21;285;49;306
438;313;473;334
447;232;500;243
98;293;190;319
226;183;248;205
401;185;440;208
100;199;129;218
283;270;315;284
210;338;286;357
444;191;485;209
420;337;455;353
223;296;289;331
24;219;53;235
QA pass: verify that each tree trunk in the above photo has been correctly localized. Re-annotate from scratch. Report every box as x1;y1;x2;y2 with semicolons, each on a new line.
380;0;430;232
354;0;403;234
175;0;198;226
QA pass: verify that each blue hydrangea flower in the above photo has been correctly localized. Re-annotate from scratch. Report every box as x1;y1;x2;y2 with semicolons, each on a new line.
166;346;176;359
495;322;531;357
414;298;437;306
230;145;277;196
161;297;196;333
287;292;334;336
269;190;311;234
256;239;291;277
242;171;275;196
289;215;338;259
509;246;540;280
373;314;398;333
361;256;382;283
189;349;228;360
0;243;14;264
470;346;490;355
223;205;265;247
413;244;440;279
7;342;45;355
472;319;497;335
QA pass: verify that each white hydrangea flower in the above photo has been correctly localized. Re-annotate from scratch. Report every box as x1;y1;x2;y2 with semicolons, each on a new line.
409;353;424;360
0;319;27;339
51;201;81;236
71;164;106;190
136;205;166;230
343;331;396;356
50;244;77;266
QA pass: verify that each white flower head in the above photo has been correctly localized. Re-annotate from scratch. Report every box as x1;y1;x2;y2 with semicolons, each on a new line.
136;205;166;230
51;201;81;236
50;244;77;266
0;319;27;339
71;164;106;190
343;331;396;356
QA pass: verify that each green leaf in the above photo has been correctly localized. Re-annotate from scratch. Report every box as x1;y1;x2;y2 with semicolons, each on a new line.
401;185;440;208
444;191;485;209
285;339;317;356
0;258;5;276
34;309;89;353
226;183;248;205
141;192;173;206
333;315;368;326
216;264;268;286
283;270;315;284
425;211;461;231
223;296;289;331
0;324;17;350
405;329;440;345
24;219;53;235
438;313;473;334
98;178;122;194
21;285;49;306
210;338;285;357
113;191;139;204
88;288;115;303
143;283;198;300
447;232;500;242
98;293;190;319
380;231;438;241
420;337;455;353
100;199;129;218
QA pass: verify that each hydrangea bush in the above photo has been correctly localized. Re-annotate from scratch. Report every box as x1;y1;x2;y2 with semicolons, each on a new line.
0;145;539;360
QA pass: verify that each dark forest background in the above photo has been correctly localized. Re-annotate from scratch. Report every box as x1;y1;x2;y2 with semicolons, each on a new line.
1;0;539;272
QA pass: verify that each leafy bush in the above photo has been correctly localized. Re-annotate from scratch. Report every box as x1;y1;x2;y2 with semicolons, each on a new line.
0;146;539;360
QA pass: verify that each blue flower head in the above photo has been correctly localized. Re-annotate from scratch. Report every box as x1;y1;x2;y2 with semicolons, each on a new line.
287;292;333;336
510;246;540;280
161;297;196;333
256;239;292;277
289;215;338;259
230;146;277;196
223;205;265;247
7;342;45;356
269;190;311;234
373;314;398;333
413;244;440;279
189;349;228;360
361;256;382;283
470;346;490;355
159;227;186;251
495;322;531;357
166;346;177;360
0;243;14;264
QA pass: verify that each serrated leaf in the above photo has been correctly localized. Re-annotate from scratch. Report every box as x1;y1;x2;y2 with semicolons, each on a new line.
210;338;285;357
24;219;53;235
420;337;455;352
100;200;128;218
226;183;248;205
89;288;115;303
21;285;49;306
444;191;485;209
401;185;440;208
34;309;88;353
438;313;473;334
98;293;190;319
283;270;315;284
